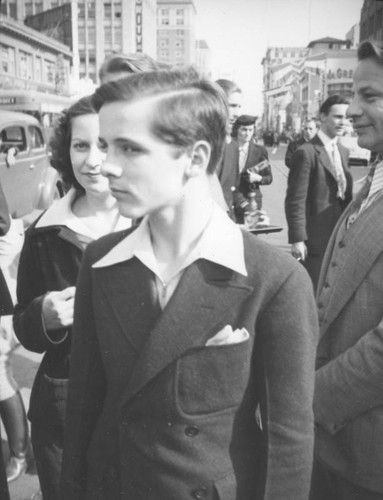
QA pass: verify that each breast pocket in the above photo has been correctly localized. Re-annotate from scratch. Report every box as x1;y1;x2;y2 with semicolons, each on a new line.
175;339;253;416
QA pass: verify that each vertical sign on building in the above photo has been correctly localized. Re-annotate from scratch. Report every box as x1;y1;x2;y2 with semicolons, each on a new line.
136;0;143;52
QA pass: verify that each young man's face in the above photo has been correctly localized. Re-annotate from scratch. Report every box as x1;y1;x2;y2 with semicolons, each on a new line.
227;91;242;133
99;99;191;220
347;58;383;153
237;124;254;144
320;104;349;139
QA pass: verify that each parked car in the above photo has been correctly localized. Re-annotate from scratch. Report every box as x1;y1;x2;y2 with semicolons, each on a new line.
0;110;62;219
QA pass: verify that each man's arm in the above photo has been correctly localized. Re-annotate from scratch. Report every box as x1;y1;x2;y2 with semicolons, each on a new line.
60;247;107;499
285;140;298;169
258;262;318;499
285;147;312;258
314;317;383;435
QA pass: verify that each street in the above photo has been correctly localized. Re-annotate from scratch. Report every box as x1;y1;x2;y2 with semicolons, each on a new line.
4;143;334;499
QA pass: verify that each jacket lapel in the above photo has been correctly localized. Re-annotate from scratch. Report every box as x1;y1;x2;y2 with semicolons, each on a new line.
123;260;253;403
95;259;161;353
320;195;383;333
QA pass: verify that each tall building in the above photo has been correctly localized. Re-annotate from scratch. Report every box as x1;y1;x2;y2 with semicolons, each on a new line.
0;0;157;85
360;0;383;42
157;0;196;67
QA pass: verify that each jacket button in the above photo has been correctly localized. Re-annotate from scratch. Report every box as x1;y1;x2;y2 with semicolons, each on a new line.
331;261;337;268
192;487;208;499
324;282;330;289
338;241;345;248
185;425;199;437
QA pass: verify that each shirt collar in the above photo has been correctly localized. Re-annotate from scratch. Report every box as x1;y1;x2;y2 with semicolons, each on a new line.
93;202;248;277
35;187;131;239
318;129;337;147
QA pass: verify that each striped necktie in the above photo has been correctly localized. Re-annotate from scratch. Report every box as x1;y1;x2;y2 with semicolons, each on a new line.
347;158;382;227
332;141;347;200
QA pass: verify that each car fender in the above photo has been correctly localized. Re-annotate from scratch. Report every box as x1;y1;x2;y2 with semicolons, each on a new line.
36;166;64;210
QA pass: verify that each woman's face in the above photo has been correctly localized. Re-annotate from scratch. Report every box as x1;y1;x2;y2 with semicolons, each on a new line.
69;114;109;194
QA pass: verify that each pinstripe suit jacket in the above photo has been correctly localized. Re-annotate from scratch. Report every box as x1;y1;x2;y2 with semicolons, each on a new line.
315;182;383;492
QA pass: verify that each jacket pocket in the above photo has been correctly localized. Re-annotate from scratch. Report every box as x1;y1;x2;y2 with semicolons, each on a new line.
28;372;68;427
175;340;253;416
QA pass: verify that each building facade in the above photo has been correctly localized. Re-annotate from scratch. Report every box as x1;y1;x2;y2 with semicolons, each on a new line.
157;0;196;67
262;38;357;133
0;0;157;86
0;14;73;122
195;39;211;77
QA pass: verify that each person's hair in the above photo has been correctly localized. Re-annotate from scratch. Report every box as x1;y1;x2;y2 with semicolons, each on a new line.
215;79;242;98
357;40;383;66
231;115;256;138
98;52;164;83
49;95;96;191
319;94;350;115
93;67;228;174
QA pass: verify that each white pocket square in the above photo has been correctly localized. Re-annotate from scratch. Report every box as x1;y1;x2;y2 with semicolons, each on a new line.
205;325;249;346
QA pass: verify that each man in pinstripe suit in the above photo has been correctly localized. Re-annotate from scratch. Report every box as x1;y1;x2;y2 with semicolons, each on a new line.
310;40;383;500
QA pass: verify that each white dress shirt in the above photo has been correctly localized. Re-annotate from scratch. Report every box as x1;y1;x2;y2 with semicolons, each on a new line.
93;201;248;309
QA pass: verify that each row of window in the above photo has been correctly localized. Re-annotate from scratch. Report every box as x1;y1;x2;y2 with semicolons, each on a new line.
159;49;184;57
159;39;184;47
1;43;56;84
160;8;184;16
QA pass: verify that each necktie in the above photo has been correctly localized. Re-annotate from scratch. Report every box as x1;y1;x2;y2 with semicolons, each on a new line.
332;142;347;200
346;160;381;228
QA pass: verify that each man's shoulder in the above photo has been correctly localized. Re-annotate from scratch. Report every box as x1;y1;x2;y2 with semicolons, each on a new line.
86;226;137;262
242;230;306;283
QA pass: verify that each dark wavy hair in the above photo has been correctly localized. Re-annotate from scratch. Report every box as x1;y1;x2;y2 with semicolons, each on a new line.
319;94;350;116
358;40;383;65
93;67;228;174
98;52;166;84
49;95;96;192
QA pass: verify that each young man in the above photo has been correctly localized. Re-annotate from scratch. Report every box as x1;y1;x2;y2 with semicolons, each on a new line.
285;95;353;291
60;68;318;500
311;40;383;500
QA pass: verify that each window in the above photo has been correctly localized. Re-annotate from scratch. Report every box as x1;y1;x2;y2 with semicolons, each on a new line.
114;2;121;18
35;2;43;13
176;9;184;15
19;51;33;80
87;1;95;18
24;2;33;16
161;9;169;15
1;44;15;75
43;59;55;84
160;49;169;57
104;2;111;18
28;127;44;149
176;18;184;25
35;56;42;82
175;50;182;57
160;39;169;47
161;18;169;25
176;29;184;35
0;126;27;153
175;40;184;48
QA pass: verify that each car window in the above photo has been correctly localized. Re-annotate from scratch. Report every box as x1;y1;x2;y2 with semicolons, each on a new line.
0;126;27;153
28;126;45;149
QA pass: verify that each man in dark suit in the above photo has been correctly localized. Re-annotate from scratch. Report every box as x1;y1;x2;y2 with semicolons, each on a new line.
218;115;272;222
60;68;318;500
310;40;383;500
284;118;318;168
285;94;352;290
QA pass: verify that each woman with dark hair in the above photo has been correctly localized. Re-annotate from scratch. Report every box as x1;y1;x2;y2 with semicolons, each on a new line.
13;95;131;500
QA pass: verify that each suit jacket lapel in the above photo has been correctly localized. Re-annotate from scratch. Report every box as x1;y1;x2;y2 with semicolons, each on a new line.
123;260;253;403
320;195;383;334
95;259;161;354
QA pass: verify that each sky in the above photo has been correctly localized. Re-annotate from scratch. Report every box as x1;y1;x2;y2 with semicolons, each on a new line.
194;0;365;115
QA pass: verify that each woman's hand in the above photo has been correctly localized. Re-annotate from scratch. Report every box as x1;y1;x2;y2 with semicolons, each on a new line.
42;286;76;330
